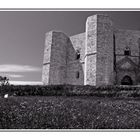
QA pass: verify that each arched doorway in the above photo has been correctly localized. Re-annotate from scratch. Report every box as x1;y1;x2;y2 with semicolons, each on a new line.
121;75;133;85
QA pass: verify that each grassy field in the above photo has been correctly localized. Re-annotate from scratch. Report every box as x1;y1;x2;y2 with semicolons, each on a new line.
0;95;140;129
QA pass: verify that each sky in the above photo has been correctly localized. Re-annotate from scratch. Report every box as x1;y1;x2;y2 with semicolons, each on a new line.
0;11;140;84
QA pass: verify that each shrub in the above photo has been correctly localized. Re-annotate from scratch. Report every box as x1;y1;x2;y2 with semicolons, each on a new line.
0;85;140;98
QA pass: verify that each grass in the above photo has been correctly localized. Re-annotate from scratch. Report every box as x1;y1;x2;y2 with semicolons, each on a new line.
0;95;140;129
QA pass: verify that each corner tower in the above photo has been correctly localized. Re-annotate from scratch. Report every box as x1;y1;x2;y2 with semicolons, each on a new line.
84;14;114;86
42;31;68;85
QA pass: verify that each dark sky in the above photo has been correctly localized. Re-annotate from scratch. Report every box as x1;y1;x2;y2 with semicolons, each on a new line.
0;11;140;83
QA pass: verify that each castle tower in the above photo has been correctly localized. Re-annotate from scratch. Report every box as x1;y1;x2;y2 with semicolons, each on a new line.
84;14;114;86
42;31;68;85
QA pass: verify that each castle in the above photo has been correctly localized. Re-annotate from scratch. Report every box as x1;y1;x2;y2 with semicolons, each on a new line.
42;14;140;86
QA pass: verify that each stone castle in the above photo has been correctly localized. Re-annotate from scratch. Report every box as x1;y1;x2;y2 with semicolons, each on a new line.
42;14;140;86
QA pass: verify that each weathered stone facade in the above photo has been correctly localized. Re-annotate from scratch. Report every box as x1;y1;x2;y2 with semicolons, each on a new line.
42;14;140;86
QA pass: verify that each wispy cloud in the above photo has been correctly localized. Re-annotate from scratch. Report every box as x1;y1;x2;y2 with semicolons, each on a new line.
0;73;24;79
6;74;24;78
0;64;41;73
10;81;43;85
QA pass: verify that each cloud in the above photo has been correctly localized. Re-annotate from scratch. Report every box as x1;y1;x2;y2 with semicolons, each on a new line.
0;64;41;73
0;73;24;79
10;81;43;85
6;74;24;78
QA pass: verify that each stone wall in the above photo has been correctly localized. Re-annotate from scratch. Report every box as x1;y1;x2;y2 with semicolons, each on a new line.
96;15;114;86
42;14;140;86
42;31;85;85
42;31;68;85
85;14;114;86
114;29;140;85
49;31;68;85
115;29;140;65
84;15;97;85
67;33;85;85
70;33;86;62
42;31;53;85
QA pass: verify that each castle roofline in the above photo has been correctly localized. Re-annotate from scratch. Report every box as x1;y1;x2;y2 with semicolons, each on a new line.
45;30;70;37
114;28;140;33
45;30;66;34
70;32;85;38
86;14;110;21
87;14;109;18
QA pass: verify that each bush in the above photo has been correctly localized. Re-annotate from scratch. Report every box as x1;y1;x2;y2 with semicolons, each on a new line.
0;84;140;98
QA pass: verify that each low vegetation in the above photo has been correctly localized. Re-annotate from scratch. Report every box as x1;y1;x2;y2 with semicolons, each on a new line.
1;84;140;98
0;85;140;129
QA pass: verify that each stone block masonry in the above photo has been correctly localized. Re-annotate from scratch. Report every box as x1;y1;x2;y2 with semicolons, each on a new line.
42;14;140;86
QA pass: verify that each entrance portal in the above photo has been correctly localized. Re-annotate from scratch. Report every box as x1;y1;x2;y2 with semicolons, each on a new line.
121;75;133;85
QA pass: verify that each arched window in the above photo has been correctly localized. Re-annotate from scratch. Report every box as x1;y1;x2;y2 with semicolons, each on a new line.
76;71;80;79
124;47;131;56
76;50;80;60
